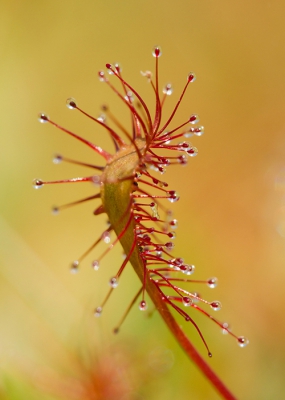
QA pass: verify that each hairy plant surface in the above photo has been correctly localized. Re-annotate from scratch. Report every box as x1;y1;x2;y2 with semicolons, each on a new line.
35;47;248;399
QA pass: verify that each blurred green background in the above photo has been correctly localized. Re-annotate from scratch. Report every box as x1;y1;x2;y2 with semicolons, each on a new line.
1;1;285;399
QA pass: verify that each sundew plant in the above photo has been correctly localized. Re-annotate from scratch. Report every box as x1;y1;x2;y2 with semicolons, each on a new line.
34;46;248;399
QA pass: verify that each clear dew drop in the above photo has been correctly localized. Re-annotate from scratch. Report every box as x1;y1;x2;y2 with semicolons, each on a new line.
166;209;173;220
114;62;122;73
210;301;222;311
53;154;62;164
94;306;102;317
179;264;188;273
183;264;195;275
163;83;173;95
139;300;147;311
168;231;176;239
66;97;77;109
101;231;111;244
171;257;184;267
194;126;204;136
187;147;198;157
167;191;180;203
70;260;79;274
125;90;134;103
237;336;249;348
221;322;230;335
33;179;44;189
207;277;218;289
98;70;105;82
187;72;196;83
161;158;170;166
38;113;49;123
109;277;119;288
91;175;101;185
97;113;106;123
182;296;193;307
170;219;178;229
150;164;159;173
158;180;168;188
191;292;200;303
140;70;152;81
165;242;174;250
189;114;200;124
179;141;191;150
152;45;162;58
184;127;195;138
52;206;59;215
107;64;114;75
92;260;100;271
178;155;187;165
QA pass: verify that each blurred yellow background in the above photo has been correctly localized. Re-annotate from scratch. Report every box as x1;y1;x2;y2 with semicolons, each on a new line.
1;1;285;399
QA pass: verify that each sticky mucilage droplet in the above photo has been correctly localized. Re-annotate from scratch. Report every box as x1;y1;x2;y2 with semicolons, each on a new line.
237;336;249;348
109;277;119;288
66;97;77;109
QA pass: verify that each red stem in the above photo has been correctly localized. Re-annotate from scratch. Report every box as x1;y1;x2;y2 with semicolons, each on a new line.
149;279;237;400
167;317;237;400
134;258;237;399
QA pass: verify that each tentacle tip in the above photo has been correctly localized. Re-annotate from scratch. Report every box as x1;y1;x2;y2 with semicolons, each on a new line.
51;206;59;215
38;113;49;123
94;306;103;317
109;277;119;288
32;178;44;189
237;336;249;348
66;97;77;109
98;70;106;82
70;260;79;273
187;72;196;83
139;300;148;311
53;154;62;164
152;46;162;58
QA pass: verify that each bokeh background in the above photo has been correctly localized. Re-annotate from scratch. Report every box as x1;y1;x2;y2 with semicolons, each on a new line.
1;1;285;399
